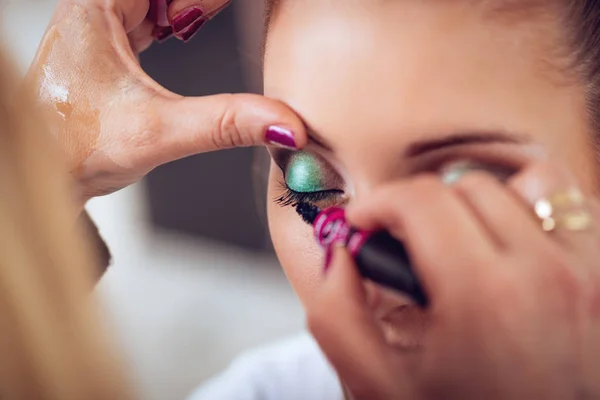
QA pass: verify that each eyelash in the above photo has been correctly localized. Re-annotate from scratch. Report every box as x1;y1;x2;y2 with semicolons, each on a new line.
273;156;521;210
274;181;343;207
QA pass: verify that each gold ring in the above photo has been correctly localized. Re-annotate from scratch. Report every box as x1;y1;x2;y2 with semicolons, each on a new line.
534;188;592;233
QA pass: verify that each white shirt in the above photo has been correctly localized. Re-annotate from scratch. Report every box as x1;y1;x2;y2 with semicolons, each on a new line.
186;332;344;400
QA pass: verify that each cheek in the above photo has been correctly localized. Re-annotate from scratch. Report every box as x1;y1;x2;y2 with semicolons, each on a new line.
267;166;325;306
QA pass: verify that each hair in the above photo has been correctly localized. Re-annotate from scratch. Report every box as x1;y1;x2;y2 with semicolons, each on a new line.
264;0;600;149
567;1;600;148
0;44;133;400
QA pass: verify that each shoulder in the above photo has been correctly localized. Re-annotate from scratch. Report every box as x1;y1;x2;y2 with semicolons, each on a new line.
187;332;343;400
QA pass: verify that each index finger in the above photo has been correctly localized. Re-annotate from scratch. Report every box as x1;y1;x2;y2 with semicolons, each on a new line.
148;0;172;26
347;176;495;304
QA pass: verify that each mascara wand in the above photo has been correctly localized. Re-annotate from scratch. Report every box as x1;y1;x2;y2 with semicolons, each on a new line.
295;203;428;307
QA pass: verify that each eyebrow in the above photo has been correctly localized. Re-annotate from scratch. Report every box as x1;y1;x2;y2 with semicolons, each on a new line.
405;130;529;157
306;128;528;155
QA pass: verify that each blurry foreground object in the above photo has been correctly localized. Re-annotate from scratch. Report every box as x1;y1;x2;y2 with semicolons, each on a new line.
0;43;134;400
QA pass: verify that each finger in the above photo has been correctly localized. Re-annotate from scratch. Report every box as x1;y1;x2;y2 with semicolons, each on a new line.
82;0;151;31
307;246;407;400
148;0;172;27
509;162;599;250
148;0;175;42
168;0;232;41
113;0;152;32
347;176;495;302
451;171;548;251
148;93;307;163
129;20;156;53
152;24;175;43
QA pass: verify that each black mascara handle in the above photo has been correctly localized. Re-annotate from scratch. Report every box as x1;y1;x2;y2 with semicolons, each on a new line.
354;231;429;307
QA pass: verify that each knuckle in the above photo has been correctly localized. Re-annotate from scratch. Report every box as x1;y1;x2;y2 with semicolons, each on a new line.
128;108;162;153
212;94;250;149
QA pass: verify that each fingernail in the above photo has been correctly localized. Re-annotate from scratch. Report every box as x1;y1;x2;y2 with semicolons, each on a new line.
153;25;174;42
265;126;297;149
172;6;204;34
178;18;207;42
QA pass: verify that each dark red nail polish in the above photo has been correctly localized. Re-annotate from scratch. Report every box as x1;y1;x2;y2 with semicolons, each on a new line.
172;7;204;33
178;18;207;42
265;126;297;149
153;25;174;42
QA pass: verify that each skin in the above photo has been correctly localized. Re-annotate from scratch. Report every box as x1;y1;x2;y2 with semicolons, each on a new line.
265;0;597;350
26;0;600;397
27;0;307;210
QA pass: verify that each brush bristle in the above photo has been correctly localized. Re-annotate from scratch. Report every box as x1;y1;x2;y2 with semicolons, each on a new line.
295;203;321;225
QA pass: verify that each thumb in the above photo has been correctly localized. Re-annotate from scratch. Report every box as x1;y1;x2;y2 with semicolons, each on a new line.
149;93;307;165
307;246;408;400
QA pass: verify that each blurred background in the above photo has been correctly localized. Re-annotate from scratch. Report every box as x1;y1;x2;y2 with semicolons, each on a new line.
1;1;304;399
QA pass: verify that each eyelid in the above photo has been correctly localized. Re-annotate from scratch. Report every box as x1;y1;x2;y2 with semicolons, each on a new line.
275;180;345;208
440;160;517;185
408;143;527;181
276;149;345;192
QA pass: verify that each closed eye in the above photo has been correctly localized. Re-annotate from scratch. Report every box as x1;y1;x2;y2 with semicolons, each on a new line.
274;181;344;208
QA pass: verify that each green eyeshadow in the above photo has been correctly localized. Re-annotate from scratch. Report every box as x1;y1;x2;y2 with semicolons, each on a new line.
285;152;327;193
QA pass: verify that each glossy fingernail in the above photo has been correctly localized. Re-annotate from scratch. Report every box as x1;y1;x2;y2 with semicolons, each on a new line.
178;18;208;42
265;126;297;149
153;25;174;42
172;6;204;33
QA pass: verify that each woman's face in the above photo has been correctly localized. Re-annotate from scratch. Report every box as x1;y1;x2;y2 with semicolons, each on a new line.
264;0;597;347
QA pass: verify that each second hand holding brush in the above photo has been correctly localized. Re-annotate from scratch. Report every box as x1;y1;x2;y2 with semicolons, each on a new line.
293;161;517;308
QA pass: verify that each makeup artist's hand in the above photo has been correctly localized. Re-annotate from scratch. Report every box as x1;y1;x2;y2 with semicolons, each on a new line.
307;162;600;400
26;0;306;206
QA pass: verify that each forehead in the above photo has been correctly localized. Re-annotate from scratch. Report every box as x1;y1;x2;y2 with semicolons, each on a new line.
263;1;571;152
266;0;555;24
